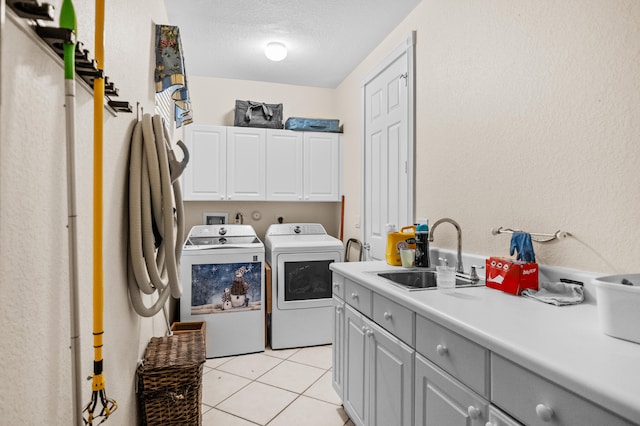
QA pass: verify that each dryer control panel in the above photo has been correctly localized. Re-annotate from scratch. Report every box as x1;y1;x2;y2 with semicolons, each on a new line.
265;223;327;237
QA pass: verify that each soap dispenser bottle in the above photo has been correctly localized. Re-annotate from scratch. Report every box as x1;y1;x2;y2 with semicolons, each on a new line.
415;223;430;267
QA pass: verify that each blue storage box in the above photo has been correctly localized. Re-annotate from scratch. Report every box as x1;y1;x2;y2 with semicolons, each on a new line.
285;117;341;132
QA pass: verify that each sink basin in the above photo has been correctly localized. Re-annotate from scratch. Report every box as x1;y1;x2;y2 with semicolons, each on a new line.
377;269;483;291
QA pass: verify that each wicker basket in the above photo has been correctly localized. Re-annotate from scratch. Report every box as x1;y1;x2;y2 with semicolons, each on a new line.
137;333;206;425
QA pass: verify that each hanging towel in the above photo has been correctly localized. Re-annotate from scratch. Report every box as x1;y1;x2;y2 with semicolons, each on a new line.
509;232;536;263
521;281;584;306
155;25;193;127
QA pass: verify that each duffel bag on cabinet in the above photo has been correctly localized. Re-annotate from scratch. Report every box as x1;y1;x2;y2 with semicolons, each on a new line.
234;100;284;129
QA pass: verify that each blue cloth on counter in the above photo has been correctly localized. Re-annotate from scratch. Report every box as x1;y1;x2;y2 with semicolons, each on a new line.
521;281;584;306
509;232;536;263
155;25;193;127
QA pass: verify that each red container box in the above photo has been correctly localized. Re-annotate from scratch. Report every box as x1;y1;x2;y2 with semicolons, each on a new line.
485;257;538;295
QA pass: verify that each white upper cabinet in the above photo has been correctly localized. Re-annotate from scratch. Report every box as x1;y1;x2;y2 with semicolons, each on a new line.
183;125;342;202
303;132;342;201
226;127;266;201
182;125;227;201
266;130;304;201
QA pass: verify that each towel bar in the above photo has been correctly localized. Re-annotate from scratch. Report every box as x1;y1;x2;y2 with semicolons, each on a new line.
491;226;570;243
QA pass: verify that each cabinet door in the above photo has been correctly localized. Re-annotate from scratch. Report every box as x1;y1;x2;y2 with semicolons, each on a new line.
332;297;345;400
226;127;266;200
182;125;227;200
266;130;304;201
415;353;489;426
344;305;369;426
486;405;523;426
369;318;414;426
303;132;341;201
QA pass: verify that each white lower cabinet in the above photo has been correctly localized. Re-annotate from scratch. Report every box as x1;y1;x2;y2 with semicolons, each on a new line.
486;405;523;426
415;353;489;426
343;304;413;426
491;354;634;426
331;270;636;426
332;296;345;400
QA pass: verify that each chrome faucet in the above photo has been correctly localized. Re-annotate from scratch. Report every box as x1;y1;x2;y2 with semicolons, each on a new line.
428;218;464;274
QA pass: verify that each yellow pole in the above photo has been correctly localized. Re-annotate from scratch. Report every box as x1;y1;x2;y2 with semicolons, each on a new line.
92;0;105;394
84;2;116;423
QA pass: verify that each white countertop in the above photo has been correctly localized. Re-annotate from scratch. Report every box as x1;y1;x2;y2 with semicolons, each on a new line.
330;261;640;424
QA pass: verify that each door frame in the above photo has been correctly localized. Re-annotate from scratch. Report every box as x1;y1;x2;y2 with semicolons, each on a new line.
360;31;416;258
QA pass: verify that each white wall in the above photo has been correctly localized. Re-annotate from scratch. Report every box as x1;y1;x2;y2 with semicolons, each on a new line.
0;1;171;423
336;0;640;274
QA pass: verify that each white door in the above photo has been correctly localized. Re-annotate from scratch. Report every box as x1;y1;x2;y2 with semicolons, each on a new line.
369;319;414;426
182;125;227;201
414;353;489;426
304;132;341;201
266;129;304;201
363;33;415;260
226;127;266;200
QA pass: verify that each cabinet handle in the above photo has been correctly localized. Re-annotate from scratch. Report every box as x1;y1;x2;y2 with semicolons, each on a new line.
365;329;374;337
351;292;358;299
383;312;392;320
336;306;343;313
535;404;554;422
436;344;448;356
333;283;340;289
485;422;493;426
467;406;481;420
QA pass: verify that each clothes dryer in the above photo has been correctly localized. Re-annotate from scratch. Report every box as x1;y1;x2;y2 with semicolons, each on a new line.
265;223;344;349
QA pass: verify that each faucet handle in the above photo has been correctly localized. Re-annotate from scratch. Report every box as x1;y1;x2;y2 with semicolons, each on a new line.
469;265;485;282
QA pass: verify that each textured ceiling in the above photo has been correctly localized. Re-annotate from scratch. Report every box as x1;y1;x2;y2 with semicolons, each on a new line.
163;0;422;88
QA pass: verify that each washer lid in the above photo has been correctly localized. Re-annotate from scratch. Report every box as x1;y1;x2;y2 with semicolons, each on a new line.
184;224;263;249
188;224;258;238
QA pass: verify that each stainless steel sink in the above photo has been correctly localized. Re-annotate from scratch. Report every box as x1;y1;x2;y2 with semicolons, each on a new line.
376;269;483;291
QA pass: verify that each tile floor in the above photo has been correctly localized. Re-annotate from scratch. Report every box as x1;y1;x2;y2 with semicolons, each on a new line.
201;344;353;425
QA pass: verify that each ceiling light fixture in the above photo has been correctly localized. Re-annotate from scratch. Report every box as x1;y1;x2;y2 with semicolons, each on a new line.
265;42;287;61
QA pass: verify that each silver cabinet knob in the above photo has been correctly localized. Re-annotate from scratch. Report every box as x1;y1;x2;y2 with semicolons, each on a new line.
536;404;554;422
436;344;448;356
467;406;481;420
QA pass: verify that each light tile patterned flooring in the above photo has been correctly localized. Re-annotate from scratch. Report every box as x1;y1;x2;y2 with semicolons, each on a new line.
201;344;353;425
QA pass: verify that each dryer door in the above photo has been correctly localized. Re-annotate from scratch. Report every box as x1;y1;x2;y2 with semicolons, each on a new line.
275;251;342;310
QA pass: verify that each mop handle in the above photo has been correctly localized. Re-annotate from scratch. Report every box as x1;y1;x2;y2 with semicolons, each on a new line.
92;0;105;391
60;1;83;424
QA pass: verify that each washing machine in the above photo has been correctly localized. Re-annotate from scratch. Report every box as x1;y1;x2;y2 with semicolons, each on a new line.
180;224;264;358
265;223;344;349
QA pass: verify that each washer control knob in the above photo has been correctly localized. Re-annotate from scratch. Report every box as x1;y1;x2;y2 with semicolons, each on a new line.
219;227;227;235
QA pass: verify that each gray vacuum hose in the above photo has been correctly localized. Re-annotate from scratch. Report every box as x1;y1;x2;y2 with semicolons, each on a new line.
128;113;188;317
